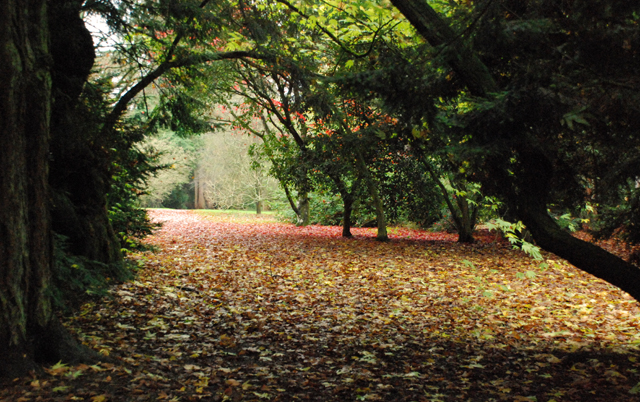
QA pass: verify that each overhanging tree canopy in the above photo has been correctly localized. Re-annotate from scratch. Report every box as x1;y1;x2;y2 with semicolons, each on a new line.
387;0;640;300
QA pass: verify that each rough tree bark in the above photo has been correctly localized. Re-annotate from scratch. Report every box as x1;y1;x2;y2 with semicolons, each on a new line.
0;0;97;379
48;0;123;269
391;0;640;300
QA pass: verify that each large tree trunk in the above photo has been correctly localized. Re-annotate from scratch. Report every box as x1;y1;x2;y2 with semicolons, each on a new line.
0;0;95;378
392;0;640;301
522;202;640;301
48;0;122;271
513;147;640;301
389;0;498;96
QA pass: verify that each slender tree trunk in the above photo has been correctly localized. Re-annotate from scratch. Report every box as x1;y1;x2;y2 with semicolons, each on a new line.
354;150;388;241
194;174;199;209
256;184;262;215
194;170;206;209
255;183;263;214
296;193;310;226
370;185;388;241
454;193;476;243
280;183;308;225
342;196;354;237
281;181;300;215
295;160;311;226
0;0;95;378
331;174;361;238
420;156;473;242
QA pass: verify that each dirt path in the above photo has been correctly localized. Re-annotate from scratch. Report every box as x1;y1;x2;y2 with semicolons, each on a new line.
3;210;640;401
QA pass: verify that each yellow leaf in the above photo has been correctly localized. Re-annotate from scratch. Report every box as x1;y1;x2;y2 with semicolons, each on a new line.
547;355;562;364
47;361;69;375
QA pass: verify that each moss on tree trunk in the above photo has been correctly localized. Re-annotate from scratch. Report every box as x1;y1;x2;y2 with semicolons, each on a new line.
0;0;98;378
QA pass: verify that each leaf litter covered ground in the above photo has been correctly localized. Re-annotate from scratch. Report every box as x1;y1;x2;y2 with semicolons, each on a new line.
4;210;640;401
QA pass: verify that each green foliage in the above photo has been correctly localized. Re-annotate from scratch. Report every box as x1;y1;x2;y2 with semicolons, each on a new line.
330;0;640;253
278;191;374;227
486;219;542;259
138;130;199;208
486;219;549;276
377;155;444;229
107;141;163;252
592;180;640;245
162;182;194;209
51;233;137;311
551;211;582;233
309;193;352;226
430;207;458;233
85;0;640;285
162;94;212;137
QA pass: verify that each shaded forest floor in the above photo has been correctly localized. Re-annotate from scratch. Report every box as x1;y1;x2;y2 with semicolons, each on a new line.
3;210;640;401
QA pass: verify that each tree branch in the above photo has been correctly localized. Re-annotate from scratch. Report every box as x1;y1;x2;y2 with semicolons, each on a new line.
275;0;387;59
102;51;264;136
389;0;498;96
